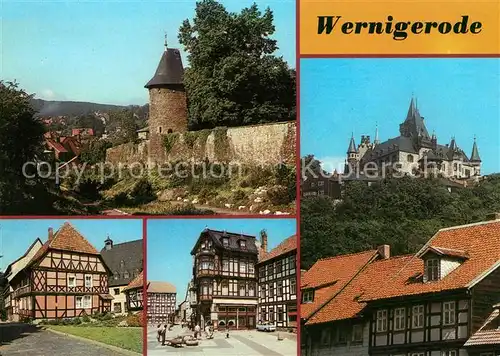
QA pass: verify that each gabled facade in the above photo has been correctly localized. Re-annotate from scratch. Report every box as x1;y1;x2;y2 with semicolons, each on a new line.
123;271;144;312
301;214;500;356
100;237;143;315
146;281;176;324
190;228;259;330
464;303;500;356
8;223;113;321
257;233;297;331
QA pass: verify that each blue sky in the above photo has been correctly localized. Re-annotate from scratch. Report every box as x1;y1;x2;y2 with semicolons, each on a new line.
301;58;500;175
2;0;295;105
0;219;143;272
147;218;296;305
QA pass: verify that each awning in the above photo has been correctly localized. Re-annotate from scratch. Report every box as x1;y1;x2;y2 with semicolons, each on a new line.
99;294;114;300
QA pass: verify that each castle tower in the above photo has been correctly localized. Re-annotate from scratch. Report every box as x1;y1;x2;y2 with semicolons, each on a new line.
146;36;188;165
345;134;359;174
470;136;481;176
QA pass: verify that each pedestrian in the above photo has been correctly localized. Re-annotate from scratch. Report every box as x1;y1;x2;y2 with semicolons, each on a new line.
226;325;230;338
156;324;162;342
161;324;168;346
194;324;201;339
204;323;211;338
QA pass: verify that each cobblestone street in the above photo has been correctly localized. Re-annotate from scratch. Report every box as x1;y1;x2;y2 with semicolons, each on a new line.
147;325;297;356
0;323;131;356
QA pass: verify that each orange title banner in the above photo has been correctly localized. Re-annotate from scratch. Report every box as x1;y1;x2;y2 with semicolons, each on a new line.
300;0;500;56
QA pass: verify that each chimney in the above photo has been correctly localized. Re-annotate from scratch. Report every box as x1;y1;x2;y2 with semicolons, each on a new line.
486;212;500;221
377;245;390;259
260;230;268;253
48;227;54;241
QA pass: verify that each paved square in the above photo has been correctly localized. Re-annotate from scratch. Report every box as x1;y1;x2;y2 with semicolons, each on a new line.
147;325;297;356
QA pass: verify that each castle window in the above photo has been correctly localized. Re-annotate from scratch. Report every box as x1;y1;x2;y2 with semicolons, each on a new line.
158;126;162;134
425;259;440;281
167;129;173;134
407;154;414;162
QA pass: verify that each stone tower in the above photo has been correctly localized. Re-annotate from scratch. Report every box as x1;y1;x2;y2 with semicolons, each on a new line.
345;134;359;174
145;37;188;165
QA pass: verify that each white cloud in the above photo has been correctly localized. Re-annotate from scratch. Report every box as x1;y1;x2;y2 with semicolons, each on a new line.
40;89;56;100
317;156;346;174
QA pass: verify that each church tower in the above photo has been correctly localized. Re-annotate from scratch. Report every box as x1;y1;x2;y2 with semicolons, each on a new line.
470;136;481;176
146;36;188;165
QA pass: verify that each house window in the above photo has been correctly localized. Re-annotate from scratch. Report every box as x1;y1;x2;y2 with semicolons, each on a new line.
248;283;255;297
376;310;388;332
68;275;76;287
114;288;120;295
425;259;440;281
278;307;283;322
412;353;425;356
84;275;93;288
277;281;283;297
291;278;296;295
222;238;229;247
261;285;266;298
239;282;246;296
114;302;122;313
320;328;331;345
76;295;92;309
240;240;246;249
442;351;457;356
443;302;456;325
412;305;424;328
276;260;282;273
222;259;229;271
124;271;130;279
302;290;314;303
352;324;363;342
290;255;296;270
394;307;406;330
407;154;414;162
270;283;274;297
248;264;254;273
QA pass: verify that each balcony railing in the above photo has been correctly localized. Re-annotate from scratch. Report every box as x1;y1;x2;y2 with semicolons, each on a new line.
196;249;216;256
196;269;218;277
198;295;213;302
12;285;31;298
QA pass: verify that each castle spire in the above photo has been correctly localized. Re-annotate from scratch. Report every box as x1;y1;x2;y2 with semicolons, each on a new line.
471;135;481;162
374;123;380;145
347;133;357;153
145;38;184;89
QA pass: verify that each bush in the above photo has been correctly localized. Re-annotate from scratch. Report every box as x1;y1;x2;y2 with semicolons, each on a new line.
72;317;82;325
130;179;155;205
230;189;248;204
82;314;90;323
126;314;142;327
267;185;291;205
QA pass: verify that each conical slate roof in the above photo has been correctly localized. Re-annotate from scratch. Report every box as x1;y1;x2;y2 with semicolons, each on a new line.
400;98;430;139
347;135;357;153
145;48;184;88
471;137;481;162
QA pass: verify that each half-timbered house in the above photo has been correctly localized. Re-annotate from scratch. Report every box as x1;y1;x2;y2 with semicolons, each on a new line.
301;214;500;356
8;223;113;320
100;237;143;315
464;303;500;356
257;234;297;331
123;270;144;312
146;281;176;324
191;228;259;330
3;238;43;321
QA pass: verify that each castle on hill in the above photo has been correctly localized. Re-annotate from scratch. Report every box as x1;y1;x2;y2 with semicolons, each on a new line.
344;98;481;179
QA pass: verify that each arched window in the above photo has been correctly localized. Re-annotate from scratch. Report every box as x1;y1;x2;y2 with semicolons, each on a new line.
167;129;173;134
158;126;162;134
407;155;414;162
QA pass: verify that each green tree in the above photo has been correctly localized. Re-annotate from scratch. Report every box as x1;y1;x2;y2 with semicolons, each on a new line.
301;175;500;270
80;138;112;164
0;81;47;214
107;109;137;145
178;0;296;129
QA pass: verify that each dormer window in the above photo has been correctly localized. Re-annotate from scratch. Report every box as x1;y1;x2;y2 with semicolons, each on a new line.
425;259;440;281
302;290;314;303
240;240;246;249
222;238;229;247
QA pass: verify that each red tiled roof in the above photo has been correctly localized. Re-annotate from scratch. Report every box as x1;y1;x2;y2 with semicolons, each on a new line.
464;307;500;346
259;235;296;263
361;220;500;302
420;246;469;259
46;139;68;153
123;271;143;292
306;255;411;325
301;250;378;320
29;222;100;266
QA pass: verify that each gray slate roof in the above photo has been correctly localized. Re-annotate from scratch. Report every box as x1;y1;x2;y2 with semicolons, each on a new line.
100;239;143;287
191;229;258;255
